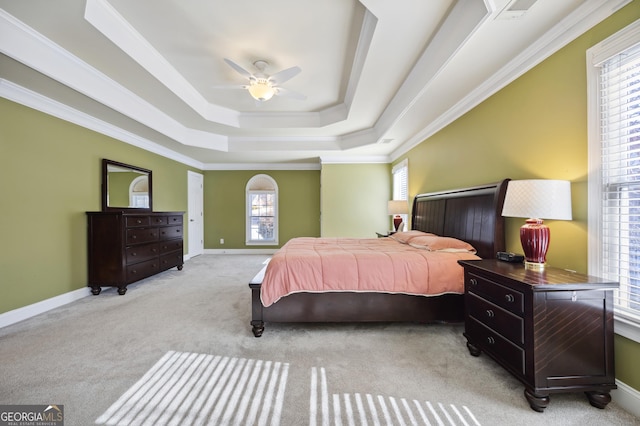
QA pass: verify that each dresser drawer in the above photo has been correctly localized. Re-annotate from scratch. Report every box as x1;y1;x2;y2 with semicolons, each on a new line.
126;227;159;245
160;225;182;240
150;215;168;226
160;252;183;269
467;317;525;376
126;258;159;282
467;272;524;315
159;239;183;254
167;215;183;225
467;292;524;345
126;243;159;264
125;215;151;227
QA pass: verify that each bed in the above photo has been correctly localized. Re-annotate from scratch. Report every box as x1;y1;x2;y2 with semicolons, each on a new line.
249;179;509;337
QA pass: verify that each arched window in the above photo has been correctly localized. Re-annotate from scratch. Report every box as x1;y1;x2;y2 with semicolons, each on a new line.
246;174;278;245
129;175;149;208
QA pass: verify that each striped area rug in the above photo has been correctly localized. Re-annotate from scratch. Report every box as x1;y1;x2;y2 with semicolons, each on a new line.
310;367;481;426
96;351;480;425
95;351;288;425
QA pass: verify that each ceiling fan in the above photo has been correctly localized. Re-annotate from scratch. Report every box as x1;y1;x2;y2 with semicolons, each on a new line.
220;58;307;102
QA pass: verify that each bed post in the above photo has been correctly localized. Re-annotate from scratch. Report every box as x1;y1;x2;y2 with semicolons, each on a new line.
249;274;265;337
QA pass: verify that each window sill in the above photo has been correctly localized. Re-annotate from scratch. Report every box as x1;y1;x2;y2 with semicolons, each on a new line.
246;241;278;246
614;310;640;344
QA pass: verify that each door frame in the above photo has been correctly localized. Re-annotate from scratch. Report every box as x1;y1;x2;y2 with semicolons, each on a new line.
187;170;204;258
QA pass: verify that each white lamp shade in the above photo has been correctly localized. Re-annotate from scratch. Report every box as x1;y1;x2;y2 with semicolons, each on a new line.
388;200;408;215
502;180;572;220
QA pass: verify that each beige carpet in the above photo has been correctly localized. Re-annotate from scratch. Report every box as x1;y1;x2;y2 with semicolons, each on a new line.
0;254;638;425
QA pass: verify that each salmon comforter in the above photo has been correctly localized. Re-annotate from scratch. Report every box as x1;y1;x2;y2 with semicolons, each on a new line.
260;234;481;307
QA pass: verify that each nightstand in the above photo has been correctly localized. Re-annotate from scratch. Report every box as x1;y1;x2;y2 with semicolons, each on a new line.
458;259;618;412
376;231;395;238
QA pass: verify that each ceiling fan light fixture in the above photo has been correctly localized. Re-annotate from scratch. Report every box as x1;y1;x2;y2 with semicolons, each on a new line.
248;79;275;101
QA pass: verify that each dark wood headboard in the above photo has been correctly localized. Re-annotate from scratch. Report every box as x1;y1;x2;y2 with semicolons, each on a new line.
411;179;510;259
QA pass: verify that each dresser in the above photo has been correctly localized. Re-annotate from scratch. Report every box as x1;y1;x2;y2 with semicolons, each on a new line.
87;211;184;295
458;259;618;412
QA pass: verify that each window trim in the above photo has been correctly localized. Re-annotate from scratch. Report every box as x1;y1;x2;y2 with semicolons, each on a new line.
392;159;409;231
587;19;640;343
245;174;279;246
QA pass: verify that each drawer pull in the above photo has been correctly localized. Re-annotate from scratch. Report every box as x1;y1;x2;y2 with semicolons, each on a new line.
137;219;142;224
486;309;494;318
487;337;495;345
470;278;478;286
505;294;515;303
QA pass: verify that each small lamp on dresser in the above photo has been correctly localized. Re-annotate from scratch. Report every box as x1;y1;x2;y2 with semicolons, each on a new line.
501;179;572;270
388;200;408;232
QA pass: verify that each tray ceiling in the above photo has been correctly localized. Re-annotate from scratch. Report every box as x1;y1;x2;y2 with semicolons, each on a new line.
0;0;630;168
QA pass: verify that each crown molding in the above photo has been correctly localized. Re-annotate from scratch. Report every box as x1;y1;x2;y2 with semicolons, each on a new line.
0;79;204;169
374;0;490;139
203;163;321;171
390;0;633;161
0;8;229;152
83;0;374;130
320;156;389;164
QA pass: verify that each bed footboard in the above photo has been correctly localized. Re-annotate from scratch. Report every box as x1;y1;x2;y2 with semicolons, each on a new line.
249;266;464;337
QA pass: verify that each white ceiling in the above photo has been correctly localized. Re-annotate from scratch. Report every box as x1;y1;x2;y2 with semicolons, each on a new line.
0;0;631;169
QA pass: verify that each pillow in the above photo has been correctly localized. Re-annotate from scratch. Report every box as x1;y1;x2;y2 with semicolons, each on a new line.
389;230;434;244
408;235;477;253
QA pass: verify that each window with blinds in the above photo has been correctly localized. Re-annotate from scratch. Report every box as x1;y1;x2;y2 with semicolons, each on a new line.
595;38;640;321
392;159;408;230
246;174;278;245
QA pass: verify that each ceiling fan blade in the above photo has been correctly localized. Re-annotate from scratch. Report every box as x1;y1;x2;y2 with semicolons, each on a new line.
269;66;301;85
275;87;307;100
223;58;253;79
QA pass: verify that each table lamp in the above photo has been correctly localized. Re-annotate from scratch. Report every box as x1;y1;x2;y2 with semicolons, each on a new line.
388;200;408;232
501;180;572;270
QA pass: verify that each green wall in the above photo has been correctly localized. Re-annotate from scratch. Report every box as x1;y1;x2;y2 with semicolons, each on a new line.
0;98;193;314
203;170;321;248
320;163;390;237
397;1;640;392
1;0;638;397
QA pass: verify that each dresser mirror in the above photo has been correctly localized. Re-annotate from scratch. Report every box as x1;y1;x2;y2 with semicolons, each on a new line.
102;159;153;211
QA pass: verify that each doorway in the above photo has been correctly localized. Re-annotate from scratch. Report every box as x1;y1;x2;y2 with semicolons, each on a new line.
187;171;204;258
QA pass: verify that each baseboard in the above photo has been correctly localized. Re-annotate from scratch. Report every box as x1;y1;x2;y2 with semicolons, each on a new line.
1;257;198;330
0;287;92;329
3;266;638;418
612;380;640;418
204;249;278;255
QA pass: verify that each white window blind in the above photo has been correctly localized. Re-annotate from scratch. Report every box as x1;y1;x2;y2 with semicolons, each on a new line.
392;160;408;230
392;159;408;201
599;41;640;319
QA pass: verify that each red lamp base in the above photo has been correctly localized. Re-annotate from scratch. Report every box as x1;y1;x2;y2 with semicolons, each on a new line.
393;215;403;232
520;218;550;270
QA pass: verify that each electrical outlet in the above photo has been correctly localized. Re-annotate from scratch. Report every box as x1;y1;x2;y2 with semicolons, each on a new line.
220;238;224;244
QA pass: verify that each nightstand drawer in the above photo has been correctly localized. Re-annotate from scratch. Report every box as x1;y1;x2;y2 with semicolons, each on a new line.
467;272;524;315
466;317;525;376
467;292;524;345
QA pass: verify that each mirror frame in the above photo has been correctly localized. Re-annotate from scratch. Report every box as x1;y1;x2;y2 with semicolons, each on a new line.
102;159;153;212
